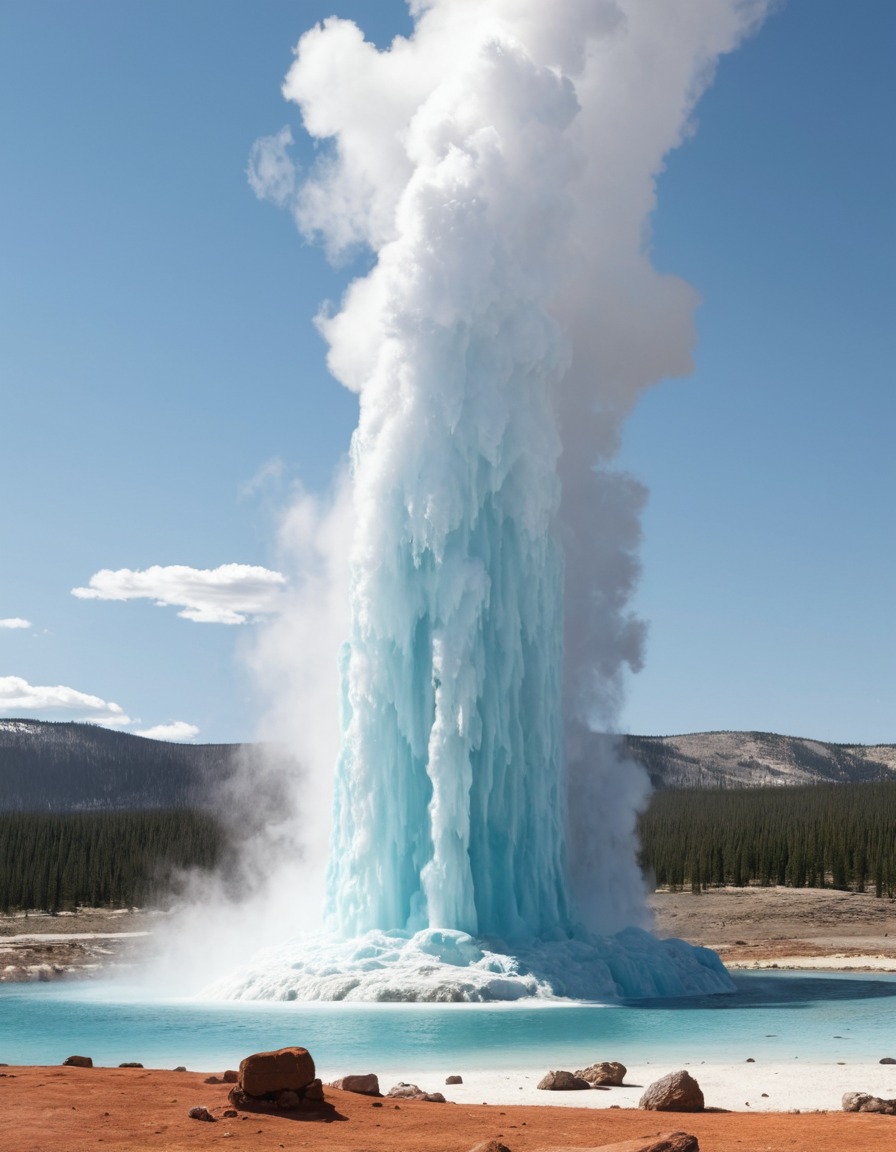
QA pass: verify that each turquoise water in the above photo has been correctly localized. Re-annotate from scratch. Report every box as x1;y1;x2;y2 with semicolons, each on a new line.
1;973;894;1074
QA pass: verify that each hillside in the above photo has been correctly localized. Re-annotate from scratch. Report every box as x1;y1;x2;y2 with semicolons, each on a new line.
0;719;241;812
624;730;896;789
1;719;894;813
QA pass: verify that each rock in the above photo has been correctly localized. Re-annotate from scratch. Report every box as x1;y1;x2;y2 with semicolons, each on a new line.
222;1110;238;1119
537;1069;591;1091
880;1057;896;1065
575;1061;627;1086
304;1079;324;1102
386;1082;446;1102
62;1056;93;1068
173;1066;187;1072
118;1062;143;1069
446;1074;464;1085
187;1106;215;1122
468;1142;512;1152
239;1046;315;1097
331;1072;381;1096
639;1071;704;1112
276;1090;302;1109
223;1069;239;1083
587;1135;699;1152
842;1092;896;1115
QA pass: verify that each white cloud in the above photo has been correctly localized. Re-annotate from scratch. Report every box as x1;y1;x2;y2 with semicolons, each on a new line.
0;675;131;725
247;126;298;207
71;564;287;624
0;618;31;630
135;720;200;742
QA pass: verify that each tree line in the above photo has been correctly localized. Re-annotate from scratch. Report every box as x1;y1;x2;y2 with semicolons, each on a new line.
638;780;896;896
0;809;224;913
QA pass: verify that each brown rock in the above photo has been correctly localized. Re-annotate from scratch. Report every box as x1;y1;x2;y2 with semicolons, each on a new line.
468;1142;512;1152
62;1056;93;1068
446;1074;464;1085
304;1078;324;1101
576;1061;627;1086
222;1069;239;1083
187;1106;215;1122
276;1089;302;1109
117;1063;143;1069
880;1057;896;1065
537;1069;591;1091
238;1046;315;1097
639;1071;704;1112
386;1081;446;1102
842;1092;896;1115
586;1135;698;1152
331;1072;381;1096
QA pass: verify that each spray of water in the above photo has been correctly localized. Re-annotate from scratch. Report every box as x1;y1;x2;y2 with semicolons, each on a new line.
192;0;772;1001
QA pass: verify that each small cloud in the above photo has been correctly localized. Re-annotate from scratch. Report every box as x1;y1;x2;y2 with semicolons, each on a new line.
240;456;286;499
247;125;298;207
135;720;200;743
72;563;287;625
0;675;131;726
0;618;31;630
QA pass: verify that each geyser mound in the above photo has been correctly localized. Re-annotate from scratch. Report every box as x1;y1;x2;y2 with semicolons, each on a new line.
203;927;732;1003
222;1;771;1002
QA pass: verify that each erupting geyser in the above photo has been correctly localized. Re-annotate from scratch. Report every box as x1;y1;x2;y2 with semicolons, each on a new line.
208;0;770;1002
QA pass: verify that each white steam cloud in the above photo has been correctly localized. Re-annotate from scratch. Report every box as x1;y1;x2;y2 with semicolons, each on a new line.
0;618;31;630
245;0;771;936
72;563;286;624
159;0;772;994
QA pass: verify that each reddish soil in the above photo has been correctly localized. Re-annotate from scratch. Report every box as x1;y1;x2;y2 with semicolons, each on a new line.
1;1066;894;1152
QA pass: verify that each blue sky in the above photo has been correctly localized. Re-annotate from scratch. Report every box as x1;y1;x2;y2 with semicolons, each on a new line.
1;1;893;746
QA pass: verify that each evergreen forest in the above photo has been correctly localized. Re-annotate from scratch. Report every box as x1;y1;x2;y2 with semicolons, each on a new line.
639;780;896;896
0;809;223;913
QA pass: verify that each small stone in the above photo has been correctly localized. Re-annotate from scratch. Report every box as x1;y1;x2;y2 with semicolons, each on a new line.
537;1070;591;1091
331;1072;380;1096
880;1057;896;1065
746;1058;755;1063
222;1110;238;1118
173;1066;187;1072
187;1106;215;1122
468;1142;512;1152
446;1074;463;1085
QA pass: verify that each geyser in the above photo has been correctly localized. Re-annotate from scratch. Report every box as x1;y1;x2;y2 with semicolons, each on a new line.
211;0;770;1002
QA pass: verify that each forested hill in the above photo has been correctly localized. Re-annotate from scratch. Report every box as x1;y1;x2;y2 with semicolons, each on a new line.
625;730;896;789
2;720;895;813
0;719;243;812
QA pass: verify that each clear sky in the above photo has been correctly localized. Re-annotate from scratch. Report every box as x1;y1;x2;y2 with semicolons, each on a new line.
1;1;893;746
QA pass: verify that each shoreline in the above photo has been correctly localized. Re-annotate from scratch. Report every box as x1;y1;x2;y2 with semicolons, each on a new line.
2;1065;895;1152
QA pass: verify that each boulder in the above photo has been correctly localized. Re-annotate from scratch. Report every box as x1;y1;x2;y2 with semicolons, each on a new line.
222;1069;239;1083
537;1069;591;1091
639;1071;704;1112
880;1057;896;1065
330;1072;381;1096
239;1046;315;1097
117;1063;143;1069
62;1056;93;1068
842;1092;896;1115
446;1074;464;1085
576;1061;627;1086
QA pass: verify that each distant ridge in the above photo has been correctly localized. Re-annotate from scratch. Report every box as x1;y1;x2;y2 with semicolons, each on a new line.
624;730;896;789
1;719;894;813
0;719;242;812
